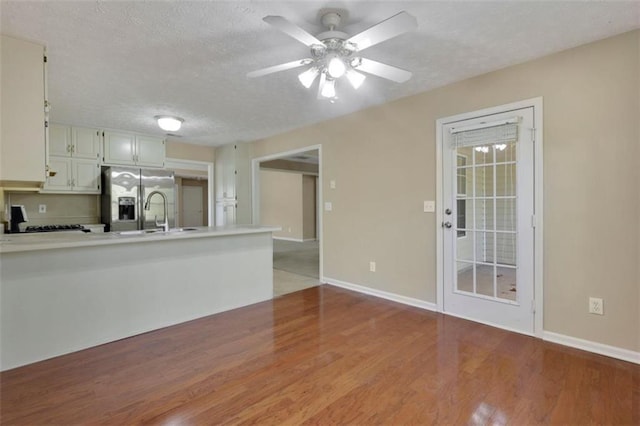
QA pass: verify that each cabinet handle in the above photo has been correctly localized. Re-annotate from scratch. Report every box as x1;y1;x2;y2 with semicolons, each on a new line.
71;145;75;154
67;145;71;153
67;179;71;186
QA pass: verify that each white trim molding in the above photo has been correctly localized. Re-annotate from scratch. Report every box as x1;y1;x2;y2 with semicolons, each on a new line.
323;277;438;312
272;237;316;243
543;331;640;365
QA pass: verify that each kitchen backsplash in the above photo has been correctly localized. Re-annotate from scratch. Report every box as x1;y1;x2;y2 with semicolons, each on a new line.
6;192;100;227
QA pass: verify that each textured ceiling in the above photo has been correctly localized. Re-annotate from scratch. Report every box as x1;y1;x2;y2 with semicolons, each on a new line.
1;1;639;147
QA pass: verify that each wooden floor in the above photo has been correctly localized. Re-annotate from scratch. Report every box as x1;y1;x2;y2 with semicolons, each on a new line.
2;285;638;425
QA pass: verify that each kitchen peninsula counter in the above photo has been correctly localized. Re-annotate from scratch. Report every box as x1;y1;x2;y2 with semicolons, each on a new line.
0;225;279;253
1;225;278;371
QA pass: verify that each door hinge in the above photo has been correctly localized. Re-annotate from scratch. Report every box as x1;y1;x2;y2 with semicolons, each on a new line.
44;120;49;128
43;55;47;63
530;127;536;143
531;215;536;228
531;300;536;314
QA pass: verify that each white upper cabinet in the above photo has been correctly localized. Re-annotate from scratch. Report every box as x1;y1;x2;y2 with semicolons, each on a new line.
103;131;136;166
103;131;165;168
49;124;71;157
43;157;72;192
72;126;101;159
135;135;165;167
0;35;47;184
43;156;101;193
49;124;101;159
44;123;101;193
72;158;101;192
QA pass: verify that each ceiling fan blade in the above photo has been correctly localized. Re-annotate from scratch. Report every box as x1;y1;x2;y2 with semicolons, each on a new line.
247;59;311;78
354;58;412;83
347;11;417;51
263;15;323;47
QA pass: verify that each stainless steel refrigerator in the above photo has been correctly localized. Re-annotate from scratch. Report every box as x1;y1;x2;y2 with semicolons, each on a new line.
101;166;175;232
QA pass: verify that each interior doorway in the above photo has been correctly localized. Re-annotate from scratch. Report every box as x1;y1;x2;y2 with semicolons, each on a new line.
181;179;207;227
251;145;322;297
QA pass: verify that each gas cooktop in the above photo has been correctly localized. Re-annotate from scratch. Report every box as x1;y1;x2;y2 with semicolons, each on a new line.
24;224;86;233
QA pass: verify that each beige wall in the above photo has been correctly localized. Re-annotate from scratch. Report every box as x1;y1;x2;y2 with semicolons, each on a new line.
260;169;303;239
166;140;215;163
249;30;640;352
7;192;99;228
302;175;316;240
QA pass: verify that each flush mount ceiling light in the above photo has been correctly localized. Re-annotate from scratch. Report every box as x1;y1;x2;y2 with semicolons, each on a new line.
247;9;418;101
155;115;184;132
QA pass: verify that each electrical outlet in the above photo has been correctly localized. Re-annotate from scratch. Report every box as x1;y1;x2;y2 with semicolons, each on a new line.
369;261;376;272
330;180;336;189
324;202;333;211
589;297;604;315
38;204;47;213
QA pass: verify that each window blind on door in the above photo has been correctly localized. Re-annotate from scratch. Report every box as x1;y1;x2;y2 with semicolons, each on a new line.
450;118;519;148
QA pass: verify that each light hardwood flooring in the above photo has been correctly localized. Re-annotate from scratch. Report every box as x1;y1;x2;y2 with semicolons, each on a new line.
2;285;638;424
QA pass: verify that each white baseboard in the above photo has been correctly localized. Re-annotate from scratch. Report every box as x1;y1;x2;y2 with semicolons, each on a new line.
322;277;437;312
272;237;304;242
543;331;640;365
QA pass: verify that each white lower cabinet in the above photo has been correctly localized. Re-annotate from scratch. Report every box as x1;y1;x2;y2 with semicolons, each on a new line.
43;157;101;193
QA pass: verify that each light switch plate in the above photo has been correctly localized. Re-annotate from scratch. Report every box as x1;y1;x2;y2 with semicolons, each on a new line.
330;180;336;189
324;202;333;211
423;200;435;212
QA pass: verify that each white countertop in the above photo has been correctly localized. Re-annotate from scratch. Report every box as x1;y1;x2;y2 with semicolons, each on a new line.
0;225;280;254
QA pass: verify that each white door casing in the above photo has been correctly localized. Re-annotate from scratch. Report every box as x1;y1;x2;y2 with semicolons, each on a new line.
436;99;543;336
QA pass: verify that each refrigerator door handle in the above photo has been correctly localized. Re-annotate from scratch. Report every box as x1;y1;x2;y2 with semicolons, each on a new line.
139;184;145;230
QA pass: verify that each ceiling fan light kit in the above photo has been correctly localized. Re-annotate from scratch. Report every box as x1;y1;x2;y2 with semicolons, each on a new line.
248;9;418;101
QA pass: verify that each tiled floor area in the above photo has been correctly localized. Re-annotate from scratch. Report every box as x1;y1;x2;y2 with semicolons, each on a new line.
272;239;320;297
273;269;320;297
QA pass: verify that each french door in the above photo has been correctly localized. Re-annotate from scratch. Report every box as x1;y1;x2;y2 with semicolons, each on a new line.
442;107;535;334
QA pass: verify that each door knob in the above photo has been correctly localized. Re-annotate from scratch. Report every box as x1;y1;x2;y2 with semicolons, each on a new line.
442;221;452;229
445;208;452;215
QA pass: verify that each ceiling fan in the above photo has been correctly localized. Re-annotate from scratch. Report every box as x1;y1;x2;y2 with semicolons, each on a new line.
247;9;418;100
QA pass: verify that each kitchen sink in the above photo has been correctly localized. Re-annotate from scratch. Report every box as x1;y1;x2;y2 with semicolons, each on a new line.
168;227;199;233
116;227;198;236
116;229;161;235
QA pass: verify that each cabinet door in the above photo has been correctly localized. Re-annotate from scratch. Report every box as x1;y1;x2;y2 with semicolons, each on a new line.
103;131;135;165
49;124;71;157
136;135;165;167
73;159;101;193
0;35;46;182
72;127;101;160
44;157;72;191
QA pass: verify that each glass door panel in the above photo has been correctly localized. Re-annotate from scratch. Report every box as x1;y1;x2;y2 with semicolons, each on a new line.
454;141;519;302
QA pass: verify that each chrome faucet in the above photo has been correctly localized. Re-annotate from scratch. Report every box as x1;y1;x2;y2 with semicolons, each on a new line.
144;190;169;232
